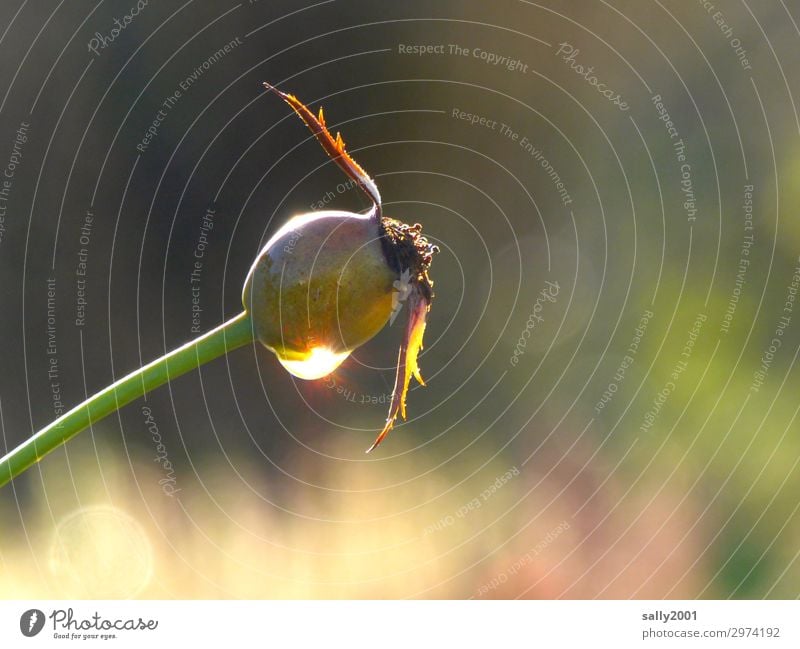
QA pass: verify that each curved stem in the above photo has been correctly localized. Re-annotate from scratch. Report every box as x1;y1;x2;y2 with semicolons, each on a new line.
0;311;254;488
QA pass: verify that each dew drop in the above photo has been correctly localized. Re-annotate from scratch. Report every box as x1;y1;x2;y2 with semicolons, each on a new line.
278;347;350;380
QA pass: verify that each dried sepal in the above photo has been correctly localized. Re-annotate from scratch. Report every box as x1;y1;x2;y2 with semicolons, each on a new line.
262;82;439;453
367;218;439;453
366;288;430;453
262;82;382;216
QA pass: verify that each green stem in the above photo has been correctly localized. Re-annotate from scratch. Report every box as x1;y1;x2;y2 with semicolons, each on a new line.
0;311;254;488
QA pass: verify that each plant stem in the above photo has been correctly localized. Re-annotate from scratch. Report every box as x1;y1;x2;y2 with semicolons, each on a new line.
0;311;254;488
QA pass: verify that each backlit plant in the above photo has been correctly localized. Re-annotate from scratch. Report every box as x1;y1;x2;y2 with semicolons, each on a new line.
0;83;437;487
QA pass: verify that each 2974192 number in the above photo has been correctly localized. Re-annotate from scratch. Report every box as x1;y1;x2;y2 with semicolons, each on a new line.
730;627;780;638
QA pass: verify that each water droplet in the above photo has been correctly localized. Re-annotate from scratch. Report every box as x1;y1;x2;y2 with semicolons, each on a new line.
278;347;350;380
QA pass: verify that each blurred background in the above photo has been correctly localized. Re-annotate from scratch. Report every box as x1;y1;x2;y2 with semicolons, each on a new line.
1;0;799;598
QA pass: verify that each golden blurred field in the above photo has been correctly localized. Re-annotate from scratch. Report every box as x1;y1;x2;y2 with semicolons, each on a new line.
2;0;800;600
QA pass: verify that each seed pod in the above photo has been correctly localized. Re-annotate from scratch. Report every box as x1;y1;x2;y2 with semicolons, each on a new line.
246;84;437;451
242;210;396;378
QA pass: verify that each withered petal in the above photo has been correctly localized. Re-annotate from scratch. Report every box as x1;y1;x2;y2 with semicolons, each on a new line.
366;287;430;453
263;82;382;217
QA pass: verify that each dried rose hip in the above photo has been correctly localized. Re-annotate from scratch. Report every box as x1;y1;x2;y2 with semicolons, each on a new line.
0;82;440;486
244;83;437;451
